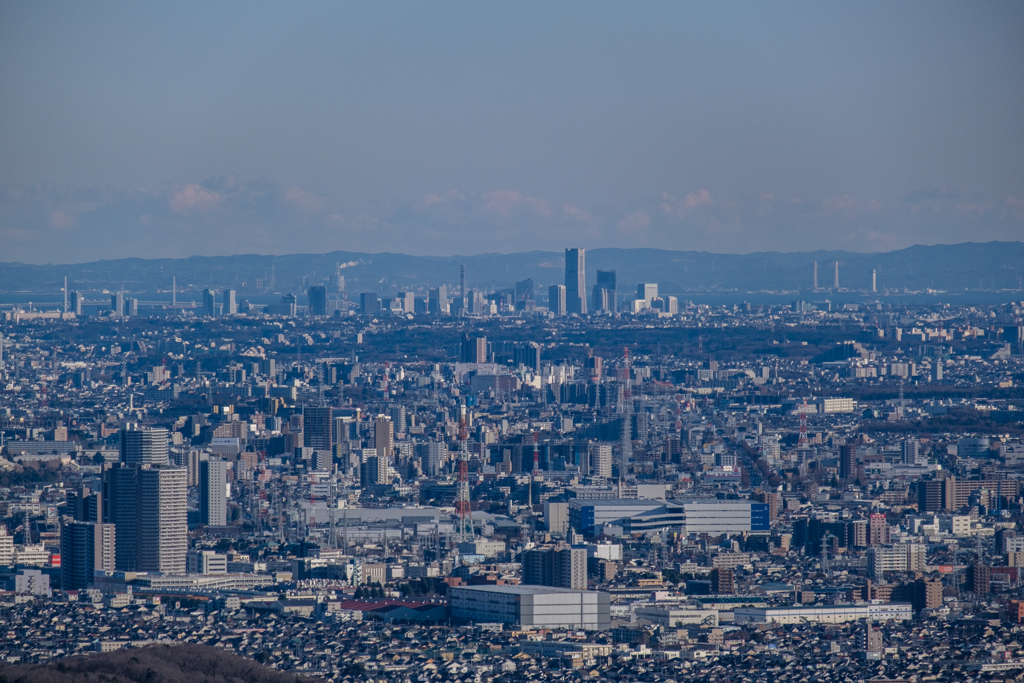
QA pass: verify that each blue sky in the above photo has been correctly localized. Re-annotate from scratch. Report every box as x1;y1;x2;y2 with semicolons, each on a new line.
1;1;1022;262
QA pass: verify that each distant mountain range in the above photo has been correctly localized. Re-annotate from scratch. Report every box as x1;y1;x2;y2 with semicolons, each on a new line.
1;242;1022;299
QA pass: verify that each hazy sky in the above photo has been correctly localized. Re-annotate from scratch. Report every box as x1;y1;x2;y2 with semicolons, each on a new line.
1;1;1022;262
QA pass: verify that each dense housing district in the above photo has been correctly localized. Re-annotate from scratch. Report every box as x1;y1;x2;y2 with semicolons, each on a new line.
1;255;1024;682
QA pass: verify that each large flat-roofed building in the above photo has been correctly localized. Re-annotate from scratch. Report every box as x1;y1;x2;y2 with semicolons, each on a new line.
569;498;769;537
449;585;610;630
734;603;912;625
678;501;770;535
568;499;664;536
633;606;718;627
820;397;855;414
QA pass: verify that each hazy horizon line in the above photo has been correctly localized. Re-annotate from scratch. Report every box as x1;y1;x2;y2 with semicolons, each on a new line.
4;239;1022;269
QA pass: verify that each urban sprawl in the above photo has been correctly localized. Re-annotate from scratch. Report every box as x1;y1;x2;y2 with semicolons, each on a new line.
1;248;1024;682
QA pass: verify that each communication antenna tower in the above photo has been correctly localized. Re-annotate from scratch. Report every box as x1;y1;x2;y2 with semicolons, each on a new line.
527;431;539;515
532;430;540;477
620;348;632;476
455;404;473;542
797;398;809;450
820;535;831;577
308;471;316;533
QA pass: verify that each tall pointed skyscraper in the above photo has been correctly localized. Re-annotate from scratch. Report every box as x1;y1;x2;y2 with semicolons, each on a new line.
565;248;587;315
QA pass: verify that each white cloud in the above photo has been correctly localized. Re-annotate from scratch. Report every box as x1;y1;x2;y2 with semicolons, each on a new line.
1004;196;1024;220
49;211;76;230
284;187;325;212
2;177;1022;263
562;203;594;222
169;184;222;212
482;190;553;218
617;211;650;232
660;189;714;218
417;189;465;211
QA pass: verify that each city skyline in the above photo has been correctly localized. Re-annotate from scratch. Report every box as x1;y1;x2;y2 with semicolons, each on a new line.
1;3;1024;677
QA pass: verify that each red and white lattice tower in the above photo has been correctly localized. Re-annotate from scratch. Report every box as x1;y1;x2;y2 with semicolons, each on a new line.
455;405;473;542
797;398;809;450
620;348;632;475
525;430;539;516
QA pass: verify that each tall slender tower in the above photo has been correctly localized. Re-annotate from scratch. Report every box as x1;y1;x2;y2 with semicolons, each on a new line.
455;405;473;542
63;276;68;313
813;262;818;290
834;261;840;290
460;262;466;299
872;269;877;293
797;398;809;450
529;431;540;513
565;248;587;315
172;276;176;307
620;348;632;477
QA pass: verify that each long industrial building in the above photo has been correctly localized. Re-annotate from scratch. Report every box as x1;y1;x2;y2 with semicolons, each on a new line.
734;603;912;625
568;498;769;537
449;585;610;630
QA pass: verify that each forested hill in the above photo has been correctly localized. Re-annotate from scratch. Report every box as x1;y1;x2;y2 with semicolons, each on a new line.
1;241;1022;296
0;643;323;683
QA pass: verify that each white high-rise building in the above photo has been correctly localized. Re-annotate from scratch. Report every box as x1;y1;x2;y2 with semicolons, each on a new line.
137;468;187;574
636;283;658;304
901;438;922;465
565;248;587;315
0;527;13;566
590;443;612;479
199;459;228;526
867;544;926;578
120;424;169;466
416;442;447;477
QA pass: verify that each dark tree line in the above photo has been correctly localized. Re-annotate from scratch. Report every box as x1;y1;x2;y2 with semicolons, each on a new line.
0;643;320;683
